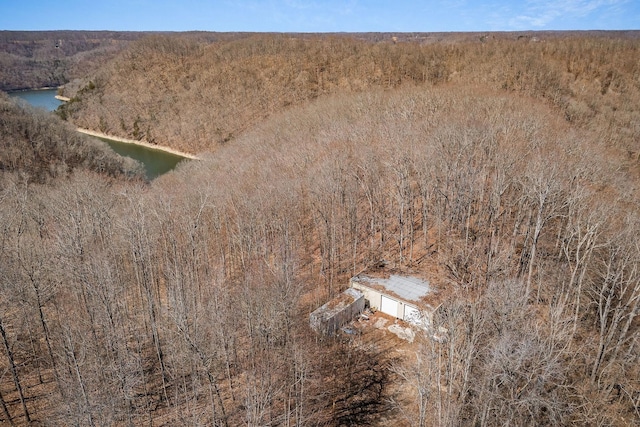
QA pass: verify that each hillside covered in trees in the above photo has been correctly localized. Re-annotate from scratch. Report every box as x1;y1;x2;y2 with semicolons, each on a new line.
1;31;640;426
0;92;143;182
58;32;640;156
0;31;152;92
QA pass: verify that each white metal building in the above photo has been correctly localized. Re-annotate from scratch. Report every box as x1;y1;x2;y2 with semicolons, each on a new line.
350;274;431;324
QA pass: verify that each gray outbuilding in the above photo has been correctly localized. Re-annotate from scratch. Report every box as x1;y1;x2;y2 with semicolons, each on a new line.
350;274;431;325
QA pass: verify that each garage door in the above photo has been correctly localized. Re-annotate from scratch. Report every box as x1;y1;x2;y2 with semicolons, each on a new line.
404;305;421;325
380;296;398;317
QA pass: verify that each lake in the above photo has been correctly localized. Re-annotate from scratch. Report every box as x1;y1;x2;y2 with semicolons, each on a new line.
9;88;63;111
10;88;188;180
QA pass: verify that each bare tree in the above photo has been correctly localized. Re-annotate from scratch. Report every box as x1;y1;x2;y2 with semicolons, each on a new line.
0;316;31;424
588;216;640;385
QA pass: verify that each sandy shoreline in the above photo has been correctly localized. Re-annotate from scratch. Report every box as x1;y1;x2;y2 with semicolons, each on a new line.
77;128;199;160
55;95;71;102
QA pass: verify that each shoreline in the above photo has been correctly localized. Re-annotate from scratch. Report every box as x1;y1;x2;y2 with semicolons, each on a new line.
77;128;199;160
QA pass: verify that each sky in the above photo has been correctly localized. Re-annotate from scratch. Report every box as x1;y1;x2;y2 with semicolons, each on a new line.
1;0;638;33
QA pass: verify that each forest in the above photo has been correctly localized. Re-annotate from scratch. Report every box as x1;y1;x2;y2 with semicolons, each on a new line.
0;31;639;426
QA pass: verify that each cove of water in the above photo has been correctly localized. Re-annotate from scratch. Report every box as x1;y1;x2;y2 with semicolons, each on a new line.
96;137;185;180
10;88;187;179
9;88;63;111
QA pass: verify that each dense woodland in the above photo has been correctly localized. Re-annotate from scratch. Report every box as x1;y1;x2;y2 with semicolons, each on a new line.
0;31;151;92
58;32;640;155
1;31;640;426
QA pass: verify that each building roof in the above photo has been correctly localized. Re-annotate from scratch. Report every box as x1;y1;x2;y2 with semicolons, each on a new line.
352;274;431;303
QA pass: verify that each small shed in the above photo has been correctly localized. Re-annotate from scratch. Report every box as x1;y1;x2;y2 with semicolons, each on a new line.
310;288;365;335
350;274;431;324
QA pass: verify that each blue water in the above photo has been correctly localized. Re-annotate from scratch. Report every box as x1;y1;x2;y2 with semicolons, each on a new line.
9;88;63;111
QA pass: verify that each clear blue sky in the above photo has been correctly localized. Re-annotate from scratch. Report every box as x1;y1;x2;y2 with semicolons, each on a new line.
1;0;638;32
